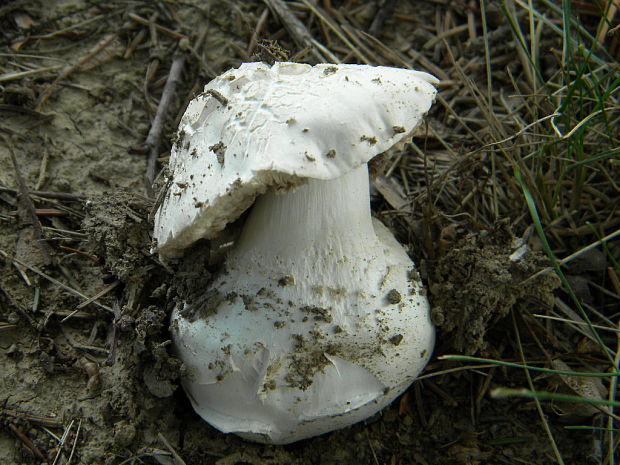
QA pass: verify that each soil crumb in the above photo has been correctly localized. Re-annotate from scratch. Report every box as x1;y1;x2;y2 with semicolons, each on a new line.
427;224;560;354
82;190;153;283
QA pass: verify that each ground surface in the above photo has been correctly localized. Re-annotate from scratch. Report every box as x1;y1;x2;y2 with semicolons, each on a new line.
1;1;618;464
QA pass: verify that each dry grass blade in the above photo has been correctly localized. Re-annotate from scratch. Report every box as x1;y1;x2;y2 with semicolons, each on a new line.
4;137;52;266
51;419;74;465
158;433;187;465
0;248;114;314
0;65;64;83
35;33;121;110
128;13;188;40
511;312;566;465
298;0;370;63
75;280;120;310
66;419;81;465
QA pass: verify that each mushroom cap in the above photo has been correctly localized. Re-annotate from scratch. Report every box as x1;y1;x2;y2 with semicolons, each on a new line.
153;62;438;257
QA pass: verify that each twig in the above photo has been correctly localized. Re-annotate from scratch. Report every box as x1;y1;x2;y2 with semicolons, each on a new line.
1;407;63;429
41;309;95;320
5;138;52;266
247;8;270;56
128;13;188;40
76;280;120;309
8;424;46;461
158;433;187;465
105;299;121;366
0;65;64;83
61;327;109;355
31;13;113;40
0;248;114;314
0;104;55;121
35;33;120;110
368;0;398;37
145;55;185;184
263;0;327;62
0;185;86;200
8;208;69;217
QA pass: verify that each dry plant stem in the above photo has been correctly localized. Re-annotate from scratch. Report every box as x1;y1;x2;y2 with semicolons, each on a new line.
6;139;52;266
263;0;327;61
51;420;74;465
124;28;147;59
596;0;619;43
1;408;63;429
300;0;371;63
512;311;565;465
35;33;119;111
145;55;185;184
0;248;114;314
608;322;620;464
248;8;270;55
0;187;86;201
76;280;120;309
0;286;38;328
128;13;188;40
8;424;46;461
66;419;81;465
524;228;620;283
368;0;398;36
0;65;64;84
105;299;121;366
158;433;187;465
0;104;54;121
30;13;110;40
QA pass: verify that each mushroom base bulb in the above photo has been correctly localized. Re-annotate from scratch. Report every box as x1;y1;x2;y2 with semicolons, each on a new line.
171;164;435;444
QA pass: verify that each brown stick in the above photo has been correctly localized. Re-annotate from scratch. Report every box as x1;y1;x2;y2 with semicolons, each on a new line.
0;248;115;314
1;408;63;429
368;0;398;37
0;185;86;200
128;13;188;40
145;55;185;184
35;33;119;110
5;138;52;266
247;8;270;56
262;0;327;62
9;208;69;217
8;424;46;461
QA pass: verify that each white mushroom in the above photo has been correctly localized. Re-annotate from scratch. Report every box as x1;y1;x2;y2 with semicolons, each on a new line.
154;62;437;444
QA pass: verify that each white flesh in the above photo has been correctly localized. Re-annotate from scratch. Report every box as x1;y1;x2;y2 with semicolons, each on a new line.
172;165;434;444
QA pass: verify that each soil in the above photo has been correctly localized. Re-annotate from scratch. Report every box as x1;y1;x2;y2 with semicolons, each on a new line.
0;1;604;464
426;223;561;355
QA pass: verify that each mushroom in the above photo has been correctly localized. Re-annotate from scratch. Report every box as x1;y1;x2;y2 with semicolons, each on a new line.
154;62;437;444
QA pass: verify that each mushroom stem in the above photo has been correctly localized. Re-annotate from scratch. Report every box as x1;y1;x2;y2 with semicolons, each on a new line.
229;164;376;276
173;162;434;444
